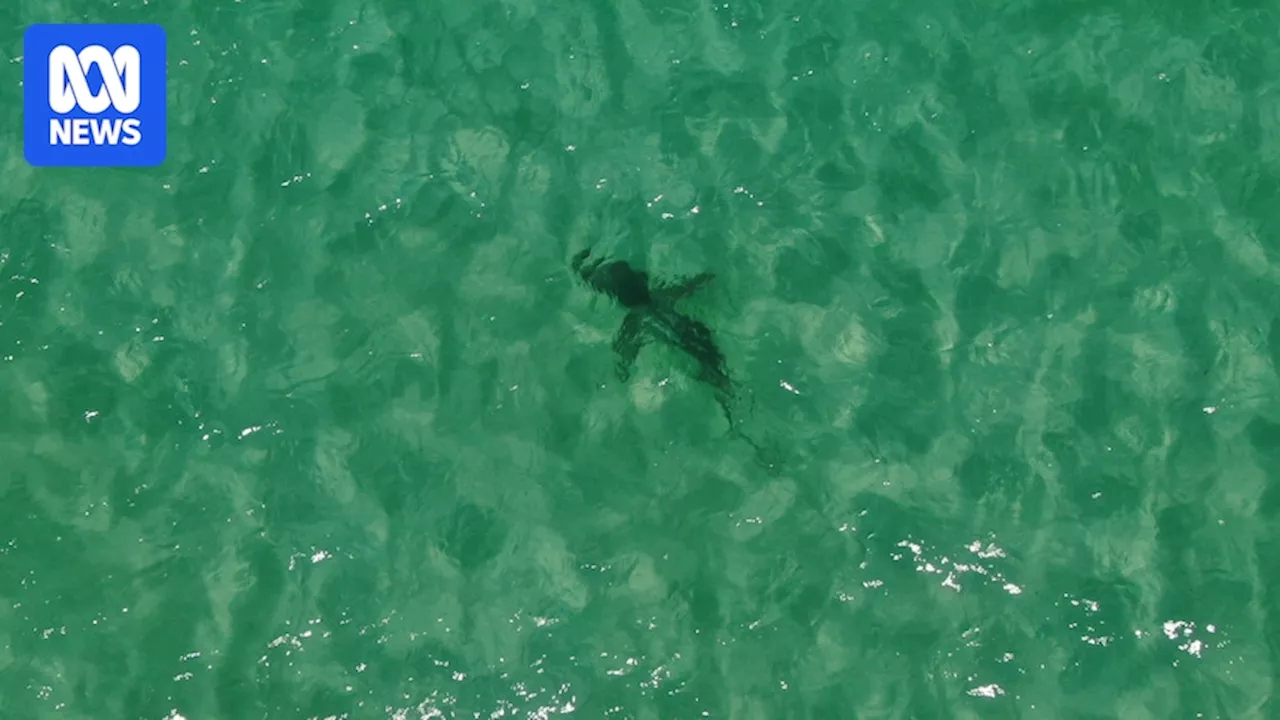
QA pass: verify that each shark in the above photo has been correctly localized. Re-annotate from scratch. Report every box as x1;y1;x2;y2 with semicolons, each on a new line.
572;247;739;428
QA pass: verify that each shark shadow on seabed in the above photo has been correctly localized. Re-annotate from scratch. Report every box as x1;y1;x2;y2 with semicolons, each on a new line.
571;247;782;473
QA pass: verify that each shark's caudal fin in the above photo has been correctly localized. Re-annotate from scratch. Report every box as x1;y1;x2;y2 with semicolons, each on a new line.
720;388;787;474
572;250;784;472
735;427;785;475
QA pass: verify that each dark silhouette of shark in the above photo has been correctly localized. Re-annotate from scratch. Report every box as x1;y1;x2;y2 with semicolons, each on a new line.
572;247;738;427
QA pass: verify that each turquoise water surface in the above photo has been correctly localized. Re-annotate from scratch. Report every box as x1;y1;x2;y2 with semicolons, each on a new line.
2;0;1279;717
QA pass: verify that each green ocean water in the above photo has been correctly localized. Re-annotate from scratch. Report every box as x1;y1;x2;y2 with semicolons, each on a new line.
3;0;1280;716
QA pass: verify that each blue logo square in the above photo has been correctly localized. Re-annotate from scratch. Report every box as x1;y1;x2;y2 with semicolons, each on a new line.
24;24;167;168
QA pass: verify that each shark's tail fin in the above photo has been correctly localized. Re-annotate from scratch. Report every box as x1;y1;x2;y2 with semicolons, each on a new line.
715;388;786;475
730;425;785;476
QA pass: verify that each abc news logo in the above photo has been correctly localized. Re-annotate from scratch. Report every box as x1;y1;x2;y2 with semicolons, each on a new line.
24;24;167;168
48;44;143;146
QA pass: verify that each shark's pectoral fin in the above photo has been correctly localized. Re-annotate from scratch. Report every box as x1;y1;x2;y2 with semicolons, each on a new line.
663;272;715;302
612;311;648;382
571;247;593;274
